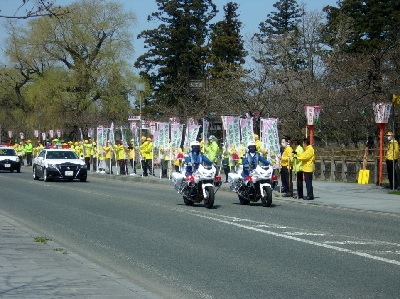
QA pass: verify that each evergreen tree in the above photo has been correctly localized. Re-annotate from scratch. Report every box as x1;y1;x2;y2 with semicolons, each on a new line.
254;0;304;72
135;0;217;110
323;0;400;54
208;2;247;78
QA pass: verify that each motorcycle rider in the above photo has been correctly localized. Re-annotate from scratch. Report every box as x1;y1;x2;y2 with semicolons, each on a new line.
241;141;271;179
184;141;213;176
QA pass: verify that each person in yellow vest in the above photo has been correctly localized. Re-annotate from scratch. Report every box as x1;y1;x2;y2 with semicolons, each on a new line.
34;142;44;157
114;140;127;175
173;147;183;172
295;138;315;200
83;140;92;170
74;142;82;158
17;142;25;166
24;139;33;166
97;145;106;173
144;137;154;176
92;142;98;172
139;136;148;176
280;136;293;197
289;139;304;199
254;134;261;152
204;135;219;163
385;131;400;189
104;140;114;174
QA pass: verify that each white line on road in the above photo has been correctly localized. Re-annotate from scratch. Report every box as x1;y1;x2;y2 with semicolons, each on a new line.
181;209;400;267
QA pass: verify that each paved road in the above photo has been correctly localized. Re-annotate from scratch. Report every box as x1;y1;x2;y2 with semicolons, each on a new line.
1;169;400;298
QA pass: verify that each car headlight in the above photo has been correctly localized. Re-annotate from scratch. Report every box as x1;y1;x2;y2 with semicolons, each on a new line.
15;157;20;162
47;164;58;169
80;164;87;169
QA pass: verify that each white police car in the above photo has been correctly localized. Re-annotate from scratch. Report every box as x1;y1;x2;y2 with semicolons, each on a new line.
0;146;21;173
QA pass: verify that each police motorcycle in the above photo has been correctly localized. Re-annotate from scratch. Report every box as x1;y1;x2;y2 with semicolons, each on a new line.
228;142;277;207
171;141;222;209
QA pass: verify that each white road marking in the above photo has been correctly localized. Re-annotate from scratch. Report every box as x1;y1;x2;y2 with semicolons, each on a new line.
181;209;400;267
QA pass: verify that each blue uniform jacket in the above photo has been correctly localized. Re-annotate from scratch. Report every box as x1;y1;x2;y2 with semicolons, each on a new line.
184;152;212;176
241;152;270;179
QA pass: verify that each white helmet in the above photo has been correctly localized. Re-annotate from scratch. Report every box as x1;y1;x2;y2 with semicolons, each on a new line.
247;141;256;147
190;141;200;147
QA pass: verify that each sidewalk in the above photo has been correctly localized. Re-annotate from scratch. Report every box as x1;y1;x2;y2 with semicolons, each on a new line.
0;214;161;299
1;171;399;298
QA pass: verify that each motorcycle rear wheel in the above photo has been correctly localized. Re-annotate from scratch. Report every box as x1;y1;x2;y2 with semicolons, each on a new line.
204;186;214;209
261;186;273;207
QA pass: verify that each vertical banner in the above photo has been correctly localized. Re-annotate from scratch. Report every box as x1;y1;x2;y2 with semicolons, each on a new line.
187;124;200;146
223;116;240;151
109;122;115;146
152;130;160;149
33;130;39;138
260;118;280;168
88;128;94;138
97;126;108;147
203;119;210;141
56;129;61;139
41;132;46;142
49;130;54;139
184;118;197;148
171;123;183;148
240;117;254;146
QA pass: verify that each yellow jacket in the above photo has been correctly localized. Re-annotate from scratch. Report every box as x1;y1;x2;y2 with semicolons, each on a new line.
386;140;399;160
140;141;152;159
115;144;126;160
296;145;315;173
104;145;113;159
281;145;293;167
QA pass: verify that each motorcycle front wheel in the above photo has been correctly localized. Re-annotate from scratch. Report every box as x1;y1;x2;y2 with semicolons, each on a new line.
204;186;215;209
183;195;194;206
261;186;273;207
238;194;250;205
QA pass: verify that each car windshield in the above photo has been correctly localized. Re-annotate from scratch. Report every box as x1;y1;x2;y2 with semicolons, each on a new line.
46;151;79;160
0;149;16;156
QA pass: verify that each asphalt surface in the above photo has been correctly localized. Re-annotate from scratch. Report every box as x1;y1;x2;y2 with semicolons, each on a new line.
1;166;400;298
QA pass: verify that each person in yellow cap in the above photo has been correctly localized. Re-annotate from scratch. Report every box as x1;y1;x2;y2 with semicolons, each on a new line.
139;136;148;176
145;137;154;176
386;131;399;189
104;140;114;174
24;139;33;166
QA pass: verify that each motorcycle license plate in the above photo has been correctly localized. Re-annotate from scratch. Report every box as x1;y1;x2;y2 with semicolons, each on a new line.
4;164;10;168
65;171;74;176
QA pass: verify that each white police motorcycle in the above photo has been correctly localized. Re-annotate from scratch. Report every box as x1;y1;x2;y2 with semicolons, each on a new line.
228;145;276;207
172;155;222;209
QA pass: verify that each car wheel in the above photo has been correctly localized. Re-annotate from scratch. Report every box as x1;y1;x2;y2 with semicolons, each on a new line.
43;168;49;182
10;169;14;173
33;166;39;180
80;177;87;182
17;167;21;173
